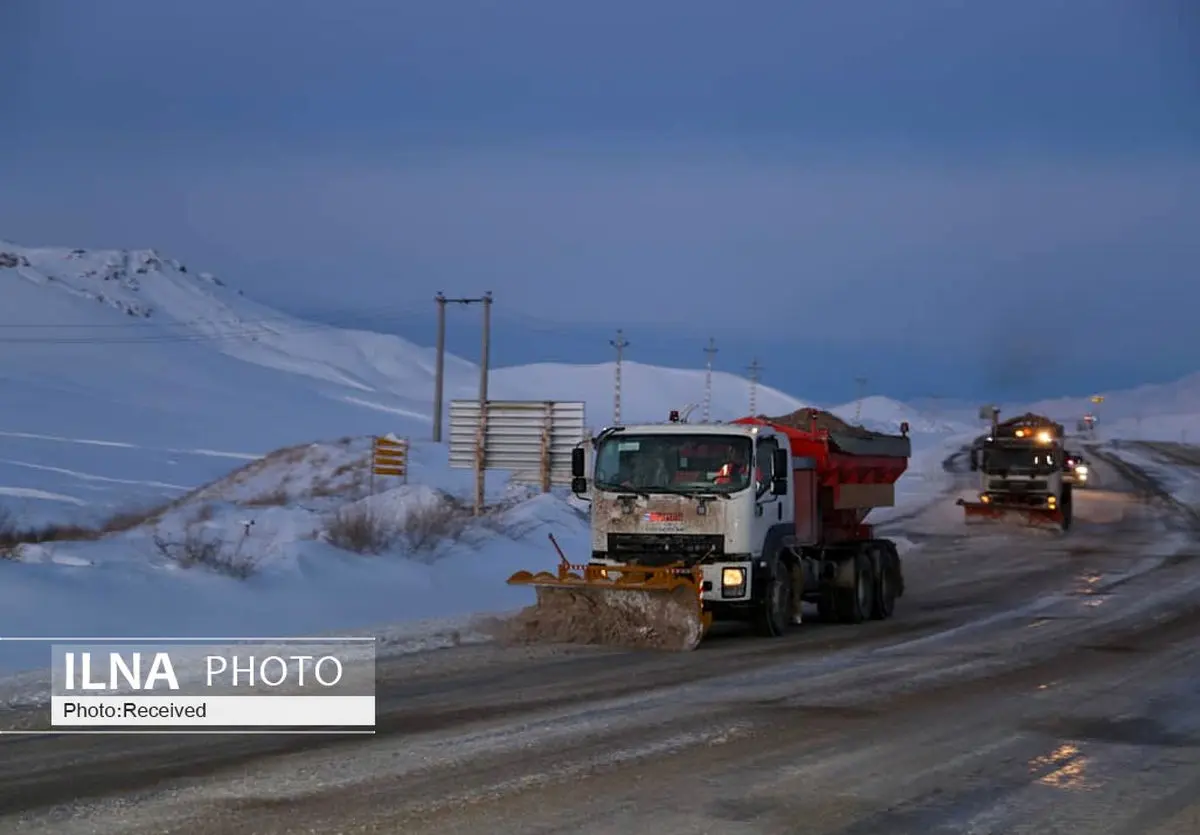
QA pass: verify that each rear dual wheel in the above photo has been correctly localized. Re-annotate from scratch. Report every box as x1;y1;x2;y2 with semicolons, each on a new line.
820;545;898;624
833;549;875;623
872;545;899;620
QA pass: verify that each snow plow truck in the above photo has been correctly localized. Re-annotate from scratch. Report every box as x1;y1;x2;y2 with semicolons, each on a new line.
958;410;1073;532
506;408;912;651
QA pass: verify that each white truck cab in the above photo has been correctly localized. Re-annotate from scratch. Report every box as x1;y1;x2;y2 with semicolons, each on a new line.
571;418;797;617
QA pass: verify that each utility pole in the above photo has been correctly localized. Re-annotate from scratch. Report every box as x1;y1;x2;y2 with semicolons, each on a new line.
432;293;447;442
431;292;492;443
854;376;868;424
476;292;493;516
747;358;763;416
703;337;718;423
610;329;629;424
429;292;493;514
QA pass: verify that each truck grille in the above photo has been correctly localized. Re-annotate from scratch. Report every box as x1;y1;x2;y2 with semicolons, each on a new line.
988;479;1048;493
606;533;724;567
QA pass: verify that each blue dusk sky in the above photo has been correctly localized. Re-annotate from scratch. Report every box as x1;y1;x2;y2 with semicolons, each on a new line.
1;0;1197;403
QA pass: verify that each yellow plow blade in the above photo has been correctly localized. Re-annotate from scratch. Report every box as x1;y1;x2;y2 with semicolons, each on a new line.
958;499;1065;532
503;536;713;652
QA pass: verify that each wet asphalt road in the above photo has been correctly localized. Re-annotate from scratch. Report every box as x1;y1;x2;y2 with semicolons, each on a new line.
1;444;1199;834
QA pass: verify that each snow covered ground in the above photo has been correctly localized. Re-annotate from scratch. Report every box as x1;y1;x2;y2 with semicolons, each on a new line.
1103;443;1200;508
0;237;1193;683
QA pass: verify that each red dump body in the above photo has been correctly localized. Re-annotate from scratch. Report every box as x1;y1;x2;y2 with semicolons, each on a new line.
732;415;911;546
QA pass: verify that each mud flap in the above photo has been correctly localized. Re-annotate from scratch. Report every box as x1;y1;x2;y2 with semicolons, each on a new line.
789;561;806;625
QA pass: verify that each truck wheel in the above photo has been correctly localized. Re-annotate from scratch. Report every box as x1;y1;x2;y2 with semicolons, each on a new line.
754;562;792;637
834;550;875;624
870;545;896;620
1061;484;1073;532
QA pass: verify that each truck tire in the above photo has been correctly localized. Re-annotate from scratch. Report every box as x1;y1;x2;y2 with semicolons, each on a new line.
1061;485;1073;532
754;560;793;637
869;544;897;620
833;549;875;624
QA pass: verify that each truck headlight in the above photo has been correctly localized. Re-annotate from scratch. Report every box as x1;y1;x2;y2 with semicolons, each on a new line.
1075;465;1088;475
1047;495;1058;508
721;567;747;598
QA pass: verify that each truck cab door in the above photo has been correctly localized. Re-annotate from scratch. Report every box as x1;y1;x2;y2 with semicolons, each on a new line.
754;436;789;529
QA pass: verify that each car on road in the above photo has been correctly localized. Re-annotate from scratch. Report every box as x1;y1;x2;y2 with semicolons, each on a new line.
1064;450;1090;487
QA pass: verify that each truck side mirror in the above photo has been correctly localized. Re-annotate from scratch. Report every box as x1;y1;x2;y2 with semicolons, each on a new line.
570;447;587;494
771;448;789;495
772;448;789;475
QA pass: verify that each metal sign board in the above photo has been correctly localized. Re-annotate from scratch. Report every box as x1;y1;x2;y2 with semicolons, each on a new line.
371;435;408;477
448;400;587;488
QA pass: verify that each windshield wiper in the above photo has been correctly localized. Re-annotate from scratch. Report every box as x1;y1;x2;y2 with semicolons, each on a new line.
595;481;650;498
689;488;733;500
645;485;735;499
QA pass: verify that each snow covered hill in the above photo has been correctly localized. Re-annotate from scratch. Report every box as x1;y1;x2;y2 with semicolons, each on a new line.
0;238;955;524
1020;374;1200;442
491;360;808;424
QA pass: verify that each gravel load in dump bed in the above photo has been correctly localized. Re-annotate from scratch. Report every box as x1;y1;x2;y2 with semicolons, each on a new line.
761;408;892;439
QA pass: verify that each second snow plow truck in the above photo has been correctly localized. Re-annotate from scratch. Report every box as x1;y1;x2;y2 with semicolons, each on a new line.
506;408;912;651
958;411;1073;532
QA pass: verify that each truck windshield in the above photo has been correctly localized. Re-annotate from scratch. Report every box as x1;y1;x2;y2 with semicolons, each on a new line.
984;446;1059;475
593;433;754;494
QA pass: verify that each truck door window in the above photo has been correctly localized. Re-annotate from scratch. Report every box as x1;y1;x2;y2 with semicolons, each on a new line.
755;437;778;497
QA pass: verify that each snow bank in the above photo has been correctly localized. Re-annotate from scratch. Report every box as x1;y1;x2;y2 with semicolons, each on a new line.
0;436;589;682
1104;444;1200;507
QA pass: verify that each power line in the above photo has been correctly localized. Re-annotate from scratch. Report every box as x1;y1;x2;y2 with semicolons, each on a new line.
610;329;629;424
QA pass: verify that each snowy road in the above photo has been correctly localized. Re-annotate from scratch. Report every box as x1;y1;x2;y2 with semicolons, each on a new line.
3;450;1200;834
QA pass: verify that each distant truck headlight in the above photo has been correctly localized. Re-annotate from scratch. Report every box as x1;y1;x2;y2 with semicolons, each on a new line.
721;567;747;598
1075;465;1088;475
